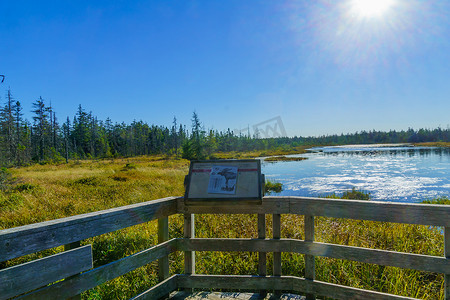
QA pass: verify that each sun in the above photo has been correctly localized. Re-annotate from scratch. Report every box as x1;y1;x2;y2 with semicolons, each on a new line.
350;0;395;18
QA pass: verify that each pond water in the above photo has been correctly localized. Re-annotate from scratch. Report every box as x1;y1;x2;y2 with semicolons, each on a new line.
261;145;450;203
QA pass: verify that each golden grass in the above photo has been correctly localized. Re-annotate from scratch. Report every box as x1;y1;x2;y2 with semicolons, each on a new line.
264;156;308;162
0;155;446;299
414;142;450;147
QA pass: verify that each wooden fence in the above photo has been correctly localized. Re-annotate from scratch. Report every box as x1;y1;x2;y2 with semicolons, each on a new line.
1;196;449;299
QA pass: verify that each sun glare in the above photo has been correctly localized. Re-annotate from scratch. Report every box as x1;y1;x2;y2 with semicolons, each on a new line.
351;0;395;18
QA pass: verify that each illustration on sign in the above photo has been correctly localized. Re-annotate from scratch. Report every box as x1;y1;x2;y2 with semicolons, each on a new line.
207;166;238;194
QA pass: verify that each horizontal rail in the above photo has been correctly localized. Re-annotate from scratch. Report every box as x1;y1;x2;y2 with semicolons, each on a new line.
179;238;450;274
18;239;178;300
177;196;450;226
1;196;448;299
0;245;92;300
0;196;177;262
131;275;178;300
176;274;417;300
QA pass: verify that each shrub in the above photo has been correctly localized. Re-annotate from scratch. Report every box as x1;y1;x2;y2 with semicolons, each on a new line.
342;187;371;200
265;180;283;194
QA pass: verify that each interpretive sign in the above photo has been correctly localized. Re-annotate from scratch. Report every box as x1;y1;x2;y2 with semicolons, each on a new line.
184;159;263;201
207;166;238;194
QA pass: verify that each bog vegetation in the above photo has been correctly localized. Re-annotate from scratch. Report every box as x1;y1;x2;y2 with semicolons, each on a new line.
1;87;450;167
0;156;447;299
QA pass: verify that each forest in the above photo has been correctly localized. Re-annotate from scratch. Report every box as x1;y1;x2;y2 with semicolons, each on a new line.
1;88;449;167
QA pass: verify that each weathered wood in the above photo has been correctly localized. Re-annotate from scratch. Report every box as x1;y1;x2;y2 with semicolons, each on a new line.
184;214;195;275
304;215;315;300
176;274;293;291
158;217;169;283
258;214;267;297
178;196;450;226
176;275;417;299
178;238;450;274
0;245;92;300
177;197;289;215
63;241;82;300
284;196;450;226
169;291;306;299
292;277;417;300
131;275;177;300
273;214;282;277
179;238;290;253
291;240;450;274
0;196;178;262
258;214;267;276
18;239;178;300
445;227;449;300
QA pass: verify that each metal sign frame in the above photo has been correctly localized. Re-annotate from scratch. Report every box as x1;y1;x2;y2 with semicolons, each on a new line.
184;159;263;203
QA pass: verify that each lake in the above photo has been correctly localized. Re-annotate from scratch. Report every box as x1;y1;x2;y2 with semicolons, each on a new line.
262;145;450;203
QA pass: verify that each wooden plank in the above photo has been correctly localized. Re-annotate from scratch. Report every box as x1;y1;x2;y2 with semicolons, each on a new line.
158;217;169;282
291;240;450;274
184;214;195;275
178;238;291;253
178;196;450;226
258;214;267;297
445;227;449;300
177;197;289;215
273;214;282;277
176;274;293;292
0;196;178;262
176;275;416;299
130;275;177;300
304;215;315;300
291;277;418;300
63;241;82;300
18;239;178;300
258;214;266;277
283;196;450;226
0;245;92;300
178;238;450;274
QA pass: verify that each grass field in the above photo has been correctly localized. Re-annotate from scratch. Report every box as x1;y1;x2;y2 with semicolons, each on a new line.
0;155;447;299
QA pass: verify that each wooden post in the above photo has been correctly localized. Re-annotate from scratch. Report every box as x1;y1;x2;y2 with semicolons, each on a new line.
64;241;81;300
184;214;195;279
273;214;282;296
158;217;169;282
305;215;315;300
258;214;267;297
445;227;449;300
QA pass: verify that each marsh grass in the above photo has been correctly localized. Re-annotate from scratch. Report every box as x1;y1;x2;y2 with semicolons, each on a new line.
0;156;446;299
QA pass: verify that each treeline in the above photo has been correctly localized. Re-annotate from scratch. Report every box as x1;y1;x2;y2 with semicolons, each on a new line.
0;88;449;167
295;127;450;146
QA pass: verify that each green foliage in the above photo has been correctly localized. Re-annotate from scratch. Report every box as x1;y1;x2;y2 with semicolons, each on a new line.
13;183;39;193
342;187;371;200
421;197;450;205
264;180;283;194
325;187;371;200
182;112;207;160
72;176;103;186
264;156;308;162
121;163;137;171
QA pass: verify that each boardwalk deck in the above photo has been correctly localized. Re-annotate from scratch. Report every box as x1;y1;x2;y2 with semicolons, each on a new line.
169;291;306;300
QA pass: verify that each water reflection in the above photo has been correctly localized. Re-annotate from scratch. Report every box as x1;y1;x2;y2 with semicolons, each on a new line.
262;146;450;203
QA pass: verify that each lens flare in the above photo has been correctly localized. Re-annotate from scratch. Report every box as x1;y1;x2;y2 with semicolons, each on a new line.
350;0;395;18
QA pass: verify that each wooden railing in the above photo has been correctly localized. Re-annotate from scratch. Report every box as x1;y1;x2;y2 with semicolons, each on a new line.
1;196;449;300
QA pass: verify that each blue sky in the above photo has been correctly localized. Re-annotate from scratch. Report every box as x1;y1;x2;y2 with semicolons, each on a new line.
1;0;449;137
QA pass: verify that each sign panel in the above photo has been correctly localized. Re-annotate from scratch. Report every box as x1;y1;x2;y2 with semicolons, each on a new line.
185;160;262;201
